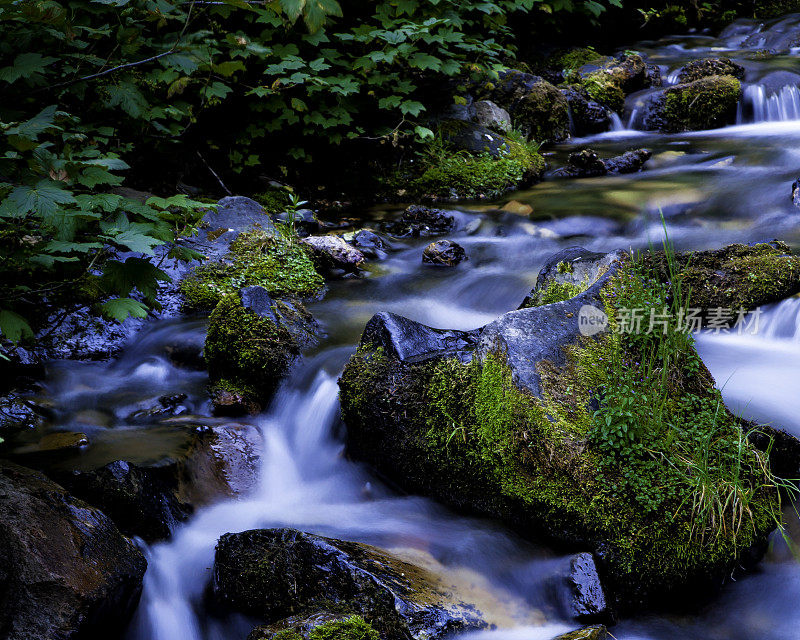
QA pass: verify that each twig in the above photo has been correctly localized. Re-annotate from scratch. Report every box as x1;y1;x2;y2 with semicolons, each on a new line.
44;51;178;91
196;151;232;196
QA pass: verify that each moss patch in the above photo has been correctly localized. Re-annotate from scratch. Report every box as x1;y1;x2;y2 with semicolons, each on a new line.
180;230;324;313
661;74;742;132
412;137;545;201
205;293;298;404
582;72;626;112
309;617;379;640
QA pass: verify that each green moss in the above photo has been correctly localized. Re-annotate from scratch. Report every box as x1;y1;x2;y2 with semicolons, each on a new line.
553;47;603;74
205;293;297;403
582;71;626;112
535;280;583;306
270;630;303;640
662;74;742;132
253;188;293;215
180;230;324;313
413;137;545;200
308;617;379;640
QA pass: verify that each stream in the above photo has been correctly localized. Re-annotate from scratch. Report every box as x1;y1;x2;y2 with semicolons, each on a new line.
27;13;800;640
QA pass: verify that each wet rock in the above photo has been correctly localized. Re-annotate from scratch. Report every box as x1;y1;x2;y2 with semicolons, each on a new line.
677;57;745;83
440;120;510;157
792;178;800;209
0;459;147;639
127;393;189;422
205;286;317;412
554;149;651;180
645;75;742;132
247;612;367;640
422;240;467;267
302;235;365;273
560;86;612;136
553;149;606;179
194;196;277;260
212;528;486;640
0;394;45;444
604;148;652;174
486;71;570;142
473;100;512;133
37;431;89;451
759;70;800;95
274;208;319;231
164;336;206;370
553;625;607;640
353;230;389;259
51;460;189;542
394;205;458;237
554;553;609;622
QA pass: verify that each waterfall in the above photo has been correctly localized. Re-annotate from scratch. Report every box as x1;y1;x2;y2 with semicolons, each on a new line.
740;83;800;123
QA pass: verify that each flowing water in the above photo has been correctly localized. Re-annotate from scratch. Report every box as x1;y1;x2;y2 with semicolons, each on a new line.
22;13;800;640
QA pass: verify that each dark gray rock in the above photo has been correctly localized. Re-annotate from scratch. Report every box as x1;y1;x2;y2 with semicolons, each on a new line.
553;149;607;179
558;553;608;622
604;149;652;174
0;395;45;444
353;230;388;259
793;178;800;209
197;196;277;258
402;205;456;233
441;120;510;157
240;286;278;323
50;460;189;542
0;460;147;639
362;312;478;364
212;528;486;640
422;240;467;267
473;100;512;133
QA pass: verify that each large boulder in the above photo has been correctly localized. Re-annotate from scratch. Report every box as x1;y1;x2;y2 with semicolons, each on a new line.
339;243;800;612
301;235;365;273
560;86;612;136
211;528;486;640
0;460;146;639
645;75;742;132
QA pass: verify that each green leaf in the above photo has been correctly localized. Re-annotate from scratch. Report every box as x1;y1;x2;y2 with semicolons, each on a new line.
100;298;149;322
4;105;58;140
0;310;34;343
101;258;169;305
0;53;57;85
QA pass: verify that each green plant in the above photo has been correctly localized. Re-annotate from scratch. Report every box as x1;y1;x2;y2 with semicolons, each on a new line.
308;616;379;640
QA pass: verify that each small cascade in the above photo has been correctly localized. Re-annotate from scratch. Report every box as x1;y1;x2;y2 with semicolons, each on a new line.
755;297;800;340
608;112;626;131
739;83;800;123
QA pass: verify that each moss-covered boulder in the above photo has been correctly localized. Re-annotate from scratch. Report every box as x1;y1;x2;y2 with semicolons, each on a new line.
212;528;486;640
205;286;317;413
339;243;800;612
180;228;324;314
485;70;570;142
554;626;607;640
560;86;612;136
646;74;742;132
676;57;745;83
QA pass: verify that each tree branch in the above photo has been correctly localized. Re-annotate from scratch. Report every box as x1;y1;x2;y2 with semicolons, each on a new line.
43;51;178;91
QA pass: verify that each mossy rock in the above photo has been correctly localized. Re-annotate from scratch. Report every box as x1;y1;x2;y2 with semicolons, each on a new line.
485;70;570;142
180;229;324;314
657;74;742;132
339;243;797;613
416;144;545;201
581;72;626;113
677;57;745;84
204;290;305;410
